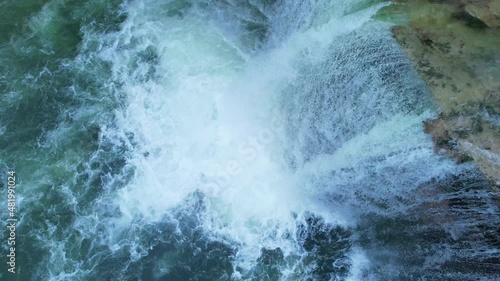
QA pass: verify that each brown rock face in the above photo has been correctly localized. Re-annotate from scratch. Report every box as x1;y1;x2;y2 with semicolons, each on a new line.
387;0;500;183
423;117;473;164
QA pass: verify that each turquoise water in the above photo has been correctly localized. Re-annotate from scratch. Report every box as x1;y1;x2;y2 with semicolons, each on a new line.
1;0;499;280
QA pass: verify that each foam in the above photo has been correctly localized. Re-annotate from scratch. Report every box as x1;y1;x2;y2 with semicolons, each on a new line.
99;0;465;279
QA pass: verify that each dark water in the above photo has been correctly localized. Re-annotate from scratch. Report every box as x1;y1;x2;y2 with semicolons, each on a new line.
1;0;499;280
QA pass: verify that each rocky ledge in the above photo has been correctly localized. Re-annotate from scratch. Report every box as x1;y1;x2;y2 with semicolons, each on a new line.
383;0;500;183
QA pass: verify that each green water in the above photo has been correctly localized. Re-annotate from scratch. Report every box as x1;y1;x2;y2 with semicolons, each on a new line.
1;1;126;279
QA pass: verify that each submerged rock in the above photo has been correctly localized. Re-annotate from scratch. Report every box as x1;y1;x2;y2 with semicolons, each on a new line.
386;0;500;182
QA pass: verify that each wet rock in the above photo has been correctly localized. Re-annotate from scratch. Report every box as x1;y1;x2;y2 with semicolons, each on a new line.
455;9;489;28
388;0;500;182
463;1;500;28
423;116;474;164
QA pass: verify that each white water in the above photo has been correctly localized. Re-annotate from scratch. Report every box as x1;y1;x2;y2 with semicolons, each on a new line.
92;0;468;279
